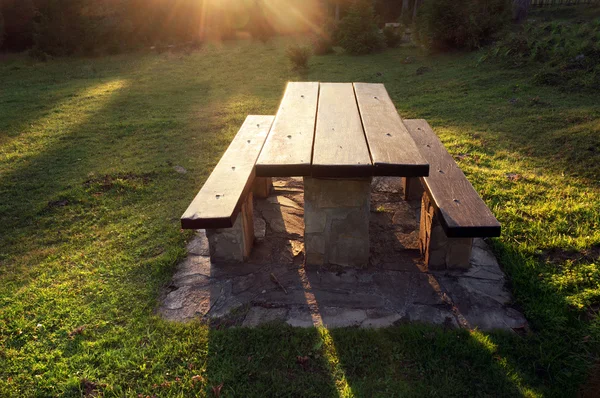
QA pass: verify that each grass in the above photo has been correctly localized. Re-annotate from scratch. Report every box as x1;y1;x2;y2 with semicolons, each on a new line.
1;31;599;397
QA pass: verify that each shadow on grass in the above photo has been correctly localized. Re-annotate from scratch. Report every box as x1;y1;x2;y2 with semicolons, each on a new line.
202;324;540;396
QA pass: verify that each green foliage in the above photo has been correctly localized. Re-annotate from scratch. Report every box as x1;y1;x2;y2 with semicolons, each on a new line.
313;19;337;56
0;0;280;55
33;0;85;56
312;35;334;55
414;0;511;51
383;26;402;48
484;18;600;91
286;44;312;69
335;0;385;55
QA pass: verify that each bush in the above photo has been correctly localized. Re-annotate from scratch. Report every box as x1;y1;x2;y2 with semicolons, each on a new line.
312;18;337;55
335;0;385;55
286;45;311;69
313;36;334;55
33;0;86;56
414;0;511;51
383;26;402;48
484;19;600;91
28;46;49;62
0;0;36;51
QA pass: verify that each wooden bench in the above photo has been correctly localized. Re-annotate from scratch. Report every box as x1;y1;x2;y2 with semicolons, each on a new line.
180;115;275;262
403;119;501;270
179;83;500;271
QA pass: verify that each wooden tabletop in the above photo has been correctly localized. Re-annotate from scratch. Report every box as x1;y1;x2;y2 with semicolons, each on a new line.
256;82;429;178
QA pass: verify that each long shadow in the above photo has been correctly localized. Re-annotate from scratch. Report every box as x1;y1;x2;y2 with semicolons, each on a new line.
0;44;300;395
306;49;598;395
196;178;537;395
200;179;341;396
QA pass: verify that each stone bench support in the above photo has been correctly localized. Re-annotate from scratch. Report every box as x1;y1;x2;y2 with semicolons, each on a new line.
303;177;371;268
419;193;473;270
206;194;255;263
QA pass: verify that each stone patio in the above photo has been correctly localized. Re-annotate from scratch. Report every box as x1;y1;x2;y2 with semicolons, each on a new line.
159;177;527;330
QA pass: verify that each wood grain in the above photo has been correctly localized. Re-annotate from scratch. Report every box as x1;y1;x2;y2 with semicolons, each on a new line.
181;115;275;229
312;83;373;177
354;83;429;177
256;82;319;177
403;119;501;238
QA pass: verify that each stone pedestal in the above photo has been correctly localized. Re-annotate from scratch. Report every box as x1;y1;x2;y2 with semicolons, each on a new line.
403;177;424;201
253;177;272;199
304;177;371;268
206;194;255;263
419;193;472;270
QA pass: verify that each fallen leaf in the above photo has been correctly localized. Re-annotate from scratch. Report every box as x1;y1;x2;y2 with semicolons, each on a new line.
191;375;204;384
80;379;97;397
69;325;86;339
505;173;521;181
296;355;310;370
212;382;224;397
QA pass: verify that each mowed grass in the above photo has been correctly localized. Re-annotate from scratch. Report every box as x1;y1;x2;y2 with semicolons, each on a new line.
0;35;599;397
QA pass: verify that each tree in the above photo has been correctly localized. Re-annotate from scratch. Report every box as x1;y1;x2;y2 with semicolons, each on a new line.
413;0;420;22
514;0;529;23
336;0;385;54
0;10;4;49
401;0;410;16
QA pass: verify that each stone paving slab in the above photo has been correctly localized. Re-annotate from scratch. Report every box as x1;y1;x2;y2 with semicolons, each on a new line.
159;177;527;331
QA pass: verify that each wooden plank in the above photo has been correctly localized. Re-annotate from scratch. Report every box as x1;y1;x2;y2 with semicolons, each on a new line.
312;83;373;177
403;119;501;238
256;82;319;177
181;115;275;229
354;83;429;177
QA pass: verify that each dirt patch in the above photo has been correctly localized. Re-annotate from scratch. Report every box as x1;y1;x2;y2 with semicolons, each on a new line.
540;245;600;266
579;361;600;398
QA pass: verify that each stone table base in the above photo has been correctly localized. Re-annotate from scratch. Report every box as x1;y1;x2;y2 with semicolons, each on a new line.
303;177;371;268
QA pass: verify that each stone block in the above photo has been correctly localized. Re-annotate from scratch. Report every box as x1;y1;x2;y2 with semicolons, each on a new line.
329;210;370;267
304;177;371;269
303;201;326;233
304;177;370;208
305;233;326;254
372;176;403;193
206;194;254;262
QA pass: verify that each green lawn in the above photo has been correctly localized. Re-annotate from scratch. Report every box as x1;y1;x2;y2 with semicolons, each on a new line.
0;35;599;397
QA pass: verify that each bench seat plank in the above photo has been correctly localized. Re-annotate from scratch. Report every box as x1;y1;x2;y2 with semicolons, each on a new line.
256;82;319;177
354;83;429;177
403;119;501;238
181;115;275;229
312;83;373;177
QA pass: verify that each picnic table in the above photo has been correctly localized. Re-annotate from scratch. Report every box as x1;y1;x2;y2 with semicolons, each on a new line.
181;82;500;270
